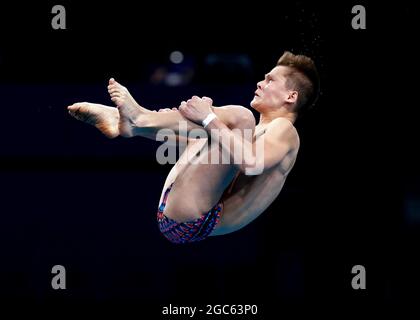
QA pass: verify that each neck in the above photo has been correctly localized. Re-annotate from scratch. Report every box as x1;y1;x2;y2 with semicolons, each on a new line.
258;108;297;126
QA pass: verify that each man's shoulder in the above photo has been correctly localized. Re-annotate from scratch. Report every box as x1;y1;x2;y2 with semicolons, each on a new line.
267;117;296;134
266;118;299;146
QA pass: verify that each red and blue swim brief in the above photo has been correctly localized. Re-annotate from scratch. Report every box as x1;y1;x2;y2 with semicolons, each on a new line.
157;184;222;244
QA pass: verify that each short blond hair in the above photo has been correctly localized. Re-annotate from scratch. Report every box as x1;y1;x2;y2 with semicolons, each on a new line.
277;51;320;113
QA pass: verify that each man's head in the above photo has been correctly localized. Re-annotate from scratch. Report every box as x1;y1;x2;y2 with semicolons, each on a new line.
251;51;320;117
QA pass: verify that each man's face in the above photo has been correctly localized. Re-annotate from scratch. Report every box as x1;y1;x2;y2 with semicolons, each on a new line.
251;65;292;111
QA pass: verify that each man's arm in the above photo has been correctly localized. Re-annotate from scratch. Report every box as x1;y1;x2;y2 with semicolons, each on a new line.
179;96;297;175
107;79;241;141
206;117;296;175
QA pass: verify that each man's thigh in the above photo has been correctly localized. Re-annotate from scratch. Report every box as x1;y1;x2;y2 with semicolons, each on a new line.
160;138;238;222
157;138;208;206
156;105;255;220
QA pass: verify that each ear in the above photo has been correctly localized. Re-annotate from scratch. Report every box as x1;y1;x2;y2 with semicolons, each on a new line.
286;91;298;104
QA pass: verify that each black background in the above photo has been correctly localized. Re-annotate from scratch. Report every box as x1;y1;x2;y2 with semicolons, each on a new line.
0;0;418;318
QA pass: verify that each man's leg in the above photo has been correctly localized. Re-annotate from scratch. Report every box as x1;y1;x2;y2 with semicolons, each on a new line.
68;79;256;227
67;101;189;144
67;102;120;139
159;107;256;224
68;78;251;142
107;78;252;139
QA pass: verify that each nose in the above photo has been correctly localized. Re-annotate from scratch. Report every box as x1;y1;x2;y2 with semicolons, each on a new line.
257;80;264;90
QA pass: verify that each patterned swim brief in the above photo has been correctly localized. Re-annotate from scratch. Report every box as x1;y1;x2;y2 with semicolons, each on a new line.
157;184;222;244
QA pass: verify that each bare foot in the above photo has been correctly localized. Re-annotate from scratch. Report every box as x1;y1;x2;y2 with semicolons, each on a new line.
67;102;120;139
107;78;147;138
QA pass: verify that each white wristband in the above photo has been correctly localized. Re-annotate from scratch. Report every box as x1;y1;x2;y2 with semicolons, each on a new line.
202;113;217;128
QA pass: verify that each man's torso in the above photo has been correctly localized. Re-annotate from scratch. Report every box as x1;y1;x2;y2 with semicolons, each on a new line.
159;118;299;230
210;122;299;234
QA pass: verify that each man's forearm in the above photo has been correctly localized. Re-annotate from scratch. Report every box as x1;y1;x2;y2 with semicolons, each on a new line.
205;118;263;175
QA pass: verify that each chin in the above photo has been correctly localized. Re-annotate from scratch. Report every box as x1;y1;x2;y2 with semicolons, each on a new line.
250;99;260;111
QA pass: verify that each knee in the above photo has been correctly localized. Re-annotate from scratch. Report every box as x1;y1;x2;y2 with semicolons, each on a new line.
226;106;256;130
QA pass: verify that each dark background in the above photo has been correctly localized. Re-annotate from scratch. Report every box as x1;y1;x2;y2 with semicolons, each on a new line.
0;0;418;317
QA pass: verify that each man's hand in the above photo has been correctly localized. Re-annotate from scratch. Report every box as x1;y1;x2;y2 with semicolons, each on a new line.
179;96;214;126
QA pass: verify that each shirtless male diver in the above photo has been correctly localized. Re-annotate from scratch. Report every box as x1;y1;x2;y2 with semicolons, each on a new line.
67;51;320;244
